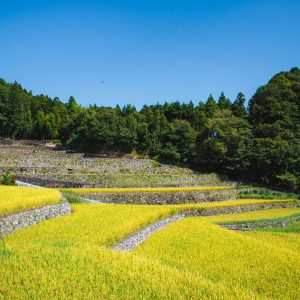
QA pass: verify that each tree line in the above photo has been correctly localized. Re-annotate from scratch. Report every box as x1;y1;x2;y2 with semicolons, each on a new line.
0;68;299;191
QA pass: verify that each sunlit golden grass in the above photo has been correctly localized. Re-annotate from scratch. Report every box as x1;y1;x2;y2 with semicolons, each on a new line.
0;186;62;216
244;231;300;254
6;204;177;247
0;245;256;299
0;203;256;299
1;197;299;299
63;185;234;194
4;200;287;247
134;215;300;299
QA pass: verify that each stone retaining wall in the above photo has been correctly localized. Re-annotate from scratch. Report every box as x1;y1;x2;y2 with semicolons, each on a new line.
114;213;185;251
0;139;13;145
113;201;299;252
220;215;299;231
0;199;71;239
183;201;298;217
17;176;84;188
87;189;237;205
15;175;236;189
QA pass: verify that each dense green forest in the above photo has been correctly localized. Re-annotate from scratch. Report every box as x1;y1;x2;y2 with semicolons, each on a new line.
0;68;299;191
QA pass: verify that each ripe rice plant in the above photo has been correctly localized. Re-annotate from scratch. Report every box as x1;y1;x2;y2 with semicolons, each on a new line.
134;212;300;299
0;186;62;216
244;231;300;253
3;203;298;299
63;185;234;194
0;203;255;299
0;194;298;299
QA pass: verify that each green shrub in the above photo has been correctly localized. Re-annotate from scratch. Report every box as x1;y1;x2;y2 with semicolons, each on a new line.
276;172;299;191
0;172;15;186
238;188;298;200
62;192;82;203
119;168;130;174
151;160;161;168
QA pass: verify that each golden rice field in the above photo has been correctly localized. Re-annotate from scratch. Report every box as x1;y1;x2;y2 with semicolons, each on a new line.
0;186;62;216
134;209;300;299
244;230;300;253
63;185;234;194
1;196;299;299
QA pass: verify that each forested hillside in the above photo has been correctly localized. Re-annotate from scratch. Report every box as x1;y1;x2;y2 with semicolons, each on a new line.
0;68;299;190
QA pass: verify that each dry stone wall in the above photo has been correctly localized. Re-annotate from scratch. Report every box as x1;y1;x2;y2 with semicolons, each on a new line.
114;201;299;251
0;199;71;239
1;141;236;188
184;201;298;216
87;189;237;205
220;215;300;231
16;174;236;188
17;176;84;188
114;213;185;251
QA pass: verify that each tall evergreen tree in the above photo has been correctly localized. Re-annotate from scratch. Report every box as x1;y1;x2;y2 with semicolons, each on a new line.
248;67;300;188
217;92;231;110
232;92;247;118
204;94;218;118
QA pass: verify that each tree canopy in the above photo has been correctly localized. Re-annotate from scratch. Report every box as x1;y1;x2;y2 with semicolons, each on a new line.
0;67;299;191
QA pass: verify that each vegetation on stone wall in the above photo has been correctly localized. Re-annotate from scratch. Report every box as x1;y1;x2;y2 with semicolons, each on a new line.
0;172;15;186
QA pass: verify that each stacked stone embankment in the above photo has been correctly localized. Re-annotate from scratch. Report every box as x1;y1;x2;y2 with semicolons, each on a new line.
184;201;298;216
84;189;237;204
114;201;299;251
0;199;71;239
0;141;236;188
114;214;185;251
220;215;300;231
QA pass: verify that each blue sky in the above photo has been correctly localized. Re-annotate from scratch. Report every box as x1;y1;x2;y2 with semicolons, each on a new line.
0;0;299;108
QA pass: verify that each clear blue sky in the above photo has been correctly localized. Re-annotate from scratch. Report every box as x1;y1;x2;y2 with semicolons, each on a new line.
1;0;299;108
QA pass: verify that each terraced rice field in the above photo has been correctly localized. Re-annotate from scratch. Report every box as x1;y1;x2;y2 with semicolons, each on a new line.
0;142;235;187
134;211;300;299
203;207;300;223
64;186;234;194
0;186;61;216
1;193;299;299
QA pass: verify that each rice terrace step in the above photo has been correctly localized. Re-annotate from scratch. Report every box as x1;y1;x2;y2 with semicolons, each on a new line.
1;159;300;299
